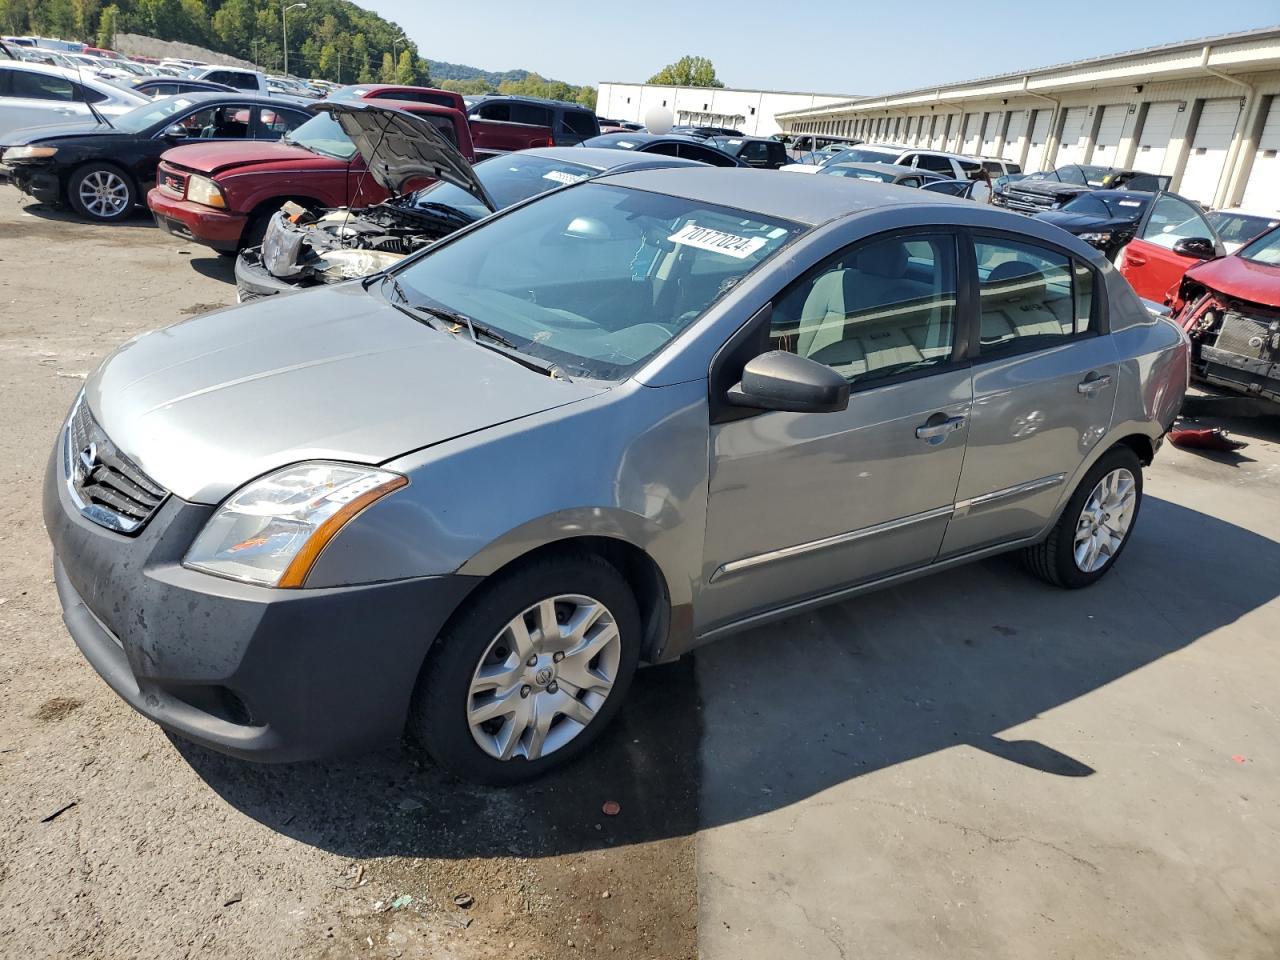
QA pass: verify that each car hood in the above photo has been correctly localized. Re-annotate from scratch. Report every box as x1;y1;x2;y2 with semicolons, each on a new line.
2;120;127;145
326;101;495;210
1185;254;1280;309
1035;211;1136;233
1010;180;1090;199
85;282;607;503
160;139;335;176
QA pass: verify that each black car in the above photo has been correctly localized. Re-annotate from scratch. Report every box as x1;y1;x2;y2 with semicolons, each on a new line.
671;124;743;138
707;135;789;169
1001;164;1169;213
1033;189;1166;261
0;92;311;221
580;131;746;167
467;95;601;145
132;77;235;97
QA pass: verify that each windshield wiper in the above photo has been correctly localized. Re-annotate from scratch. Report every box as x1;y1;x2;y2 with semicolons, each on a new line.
381;277;570;379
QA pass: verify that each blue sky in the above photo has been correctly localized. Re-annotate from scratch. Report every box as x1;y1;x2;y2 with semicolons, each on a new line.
359;0;1278;93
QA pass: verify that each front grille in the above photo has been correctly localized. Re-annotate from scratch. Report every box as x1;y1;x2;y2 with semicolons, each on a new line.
1215;310;1280;362
65;395;167;534
1002;188;1057;213
160;169;187;197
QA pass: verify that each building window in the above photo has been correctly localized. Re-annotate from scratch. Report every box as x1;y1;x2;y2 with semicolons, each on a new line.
750;106;756;115
626;97;631;104
662;100;667;107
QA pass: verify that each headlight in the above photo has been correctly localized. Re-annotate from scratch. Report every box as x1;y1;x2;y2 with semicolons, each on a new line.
1079;232;1113;244
184;462;408;587
186;174;227;209
3;145;57;161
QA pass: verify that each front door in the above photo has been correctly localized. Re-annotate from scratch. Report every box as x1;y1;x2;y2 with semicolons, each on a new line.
700;231;973;632
941;232;1118;557
1118;193;1221;301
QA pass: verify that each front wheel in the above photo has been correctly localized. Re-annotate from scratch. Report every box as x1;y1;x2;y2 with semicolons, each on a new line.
1024;446;1143;588
67;163;136;222
408;554;640;784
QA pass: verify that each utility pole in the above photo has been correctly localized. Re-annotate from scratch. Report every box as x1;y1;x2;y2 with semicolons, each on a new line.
282;2;306;77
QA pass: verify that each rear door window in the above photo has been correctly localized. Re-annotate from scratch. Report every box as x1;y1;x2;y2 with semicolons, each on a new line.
678;143;739;166
10;69;75;100
475;101;510;122
973;237;1094;355
511;103;553;127
915;154;954;173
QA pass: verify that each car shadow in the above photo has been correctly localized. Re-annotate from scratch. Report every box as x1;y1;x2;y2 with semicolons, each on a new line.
176;496;1280;859
12;200;155;230
187;254;236;284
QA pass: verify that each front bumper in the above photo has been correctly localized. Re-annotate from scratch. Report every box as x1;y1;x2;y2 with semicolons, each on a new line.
2;162;61;205
43;435;477;762
234;246;305;302
146;186;246;251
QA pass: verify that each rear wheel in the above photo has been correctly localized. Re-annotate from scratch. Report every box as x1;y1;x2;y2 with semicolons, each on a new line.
1024;446;1143;588
408;553;641;785
67;163;135;222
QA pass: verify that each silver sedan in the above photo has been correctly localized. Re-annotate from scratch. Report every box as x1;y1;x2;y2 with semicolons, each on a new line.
44;168;1188;783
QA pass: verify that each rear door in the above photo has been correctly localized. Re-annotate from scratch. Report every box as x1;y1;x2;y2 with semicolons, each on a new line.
1118;193;1221;301
0;67;91;131
941;232;1118;556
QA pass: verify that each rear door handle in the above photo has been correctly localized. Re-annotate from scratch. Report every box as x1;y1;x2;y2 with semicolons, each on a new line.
1126;254;1147;266
915;414;966;444
1077;374;1113;395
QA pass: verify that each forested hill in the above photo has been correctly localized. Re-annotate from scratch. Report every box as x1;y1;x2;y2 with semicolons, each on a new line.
4;0;595;105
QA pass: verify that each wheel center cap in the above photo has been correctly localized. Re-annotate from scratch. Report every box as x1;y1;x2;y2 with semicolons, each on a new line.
533;666;555;687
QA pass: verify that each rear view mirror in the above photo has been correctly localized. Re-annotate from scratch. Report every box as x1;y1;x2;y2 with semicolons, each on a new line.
1172;237;1216;260
162;122;187;139
727;350;849;414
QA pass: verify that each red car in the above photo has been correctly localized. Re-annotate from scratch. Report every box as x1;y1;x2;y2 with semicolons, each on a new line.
1167;223;1280;406
1115;192;1224;301
148;99;475;252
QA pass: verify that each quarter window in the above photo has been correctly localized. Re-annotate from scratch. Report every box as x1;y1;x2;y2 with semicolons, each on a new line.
974;238;1092;354
560;110;597;139
770;234;958;385
1141;195;1215;249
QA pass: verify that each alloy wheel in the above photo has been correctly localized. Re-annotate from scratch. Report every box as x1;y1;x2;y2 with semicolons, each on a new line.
467;594;621;762
1074;467;1137;573
78;169;130;219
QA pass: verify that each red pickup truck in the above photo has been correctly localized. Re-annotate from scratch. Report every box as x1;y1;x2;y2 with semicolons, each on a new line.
148;90;552;251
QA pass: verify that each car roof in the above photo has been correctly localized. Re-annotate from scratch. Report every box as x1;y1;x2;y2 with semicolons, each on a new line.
524;146;705;171
473;93;586;109
160;90;310;106
599;166;966;226
827;161;922;176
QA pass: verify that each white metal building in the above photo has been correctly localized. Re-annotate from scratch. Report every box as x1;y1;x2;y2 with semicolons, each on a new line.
595;83;857;137
777;27;1280;212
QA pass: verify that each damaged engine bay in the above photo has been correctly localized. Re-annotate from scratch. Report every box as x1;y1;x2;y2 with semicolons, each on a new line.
1176;278;1280;406
241;198;472;292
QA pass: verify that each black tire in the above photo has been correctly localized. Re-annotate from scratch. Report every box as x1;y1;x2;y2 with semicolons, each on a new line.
67;162;136;222
1024;445;1144;589
239;210;273;250
408;553;641;785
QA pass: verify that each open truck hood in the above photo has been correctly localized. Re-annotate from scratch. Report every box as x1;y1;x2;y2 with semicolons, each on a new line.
324;100;496;212
85;282;605;503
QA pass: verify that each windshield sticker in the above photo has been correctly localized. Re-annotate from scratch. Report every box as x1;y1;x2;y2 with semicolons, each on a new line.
615;140;635;148
668;223;768;259
542;169;589;186
1118;200;1142;207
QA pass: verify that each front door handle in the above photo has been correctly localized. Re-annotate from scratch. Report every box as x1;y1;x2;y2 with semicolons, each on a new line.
1126;254;1147;267
1077;374;1113;395
915;414;966;444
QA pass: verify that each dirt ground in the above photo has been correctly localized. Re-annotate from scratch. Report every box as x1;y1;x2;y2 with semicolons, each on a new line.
0;191;698;960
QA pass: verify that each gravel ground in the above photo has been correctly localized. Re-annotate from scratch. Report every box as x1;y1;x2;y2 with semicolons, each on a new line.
0;192;699;960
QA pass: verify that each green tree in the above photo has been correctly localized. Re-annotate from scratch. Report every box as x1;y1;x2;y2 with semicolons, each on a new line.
73;0;101;38
211;0;255;51
647;55;724;88
33;0;77;36
378;51;394;83
414;56;431;86
394;48;413;84
575;85;597;111
96;3;119;47
351;32;372;83
439;77;491;96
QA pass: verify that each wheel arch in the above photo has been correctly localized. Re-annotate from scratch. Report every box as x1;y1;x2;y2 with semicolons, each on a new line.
1042;424;1158;534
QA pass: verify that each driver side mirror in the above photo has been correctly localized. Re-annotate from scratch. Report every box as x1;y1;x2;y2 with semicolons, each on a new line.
1172;237;1216;260
727;350;849;414
162;122;187;139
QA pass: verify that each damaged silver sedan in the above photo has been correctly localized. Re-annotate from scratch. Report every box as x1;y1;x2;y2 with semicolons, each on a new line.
234;103;704;301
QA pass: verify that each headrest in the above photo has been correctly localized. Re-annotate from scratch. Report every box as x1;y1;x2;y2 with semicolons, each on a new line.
985;260;1045;302
854;242;908;279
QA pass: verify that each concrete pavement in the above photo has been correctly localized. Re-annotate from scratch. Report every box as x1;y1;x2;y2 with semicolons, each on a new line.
696;417;1280;959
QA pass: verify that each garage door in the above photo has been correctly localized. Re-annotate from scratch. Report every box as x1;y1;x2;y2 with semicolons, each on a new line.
1241;98;1280;213
1135;101;1179;175
1089;104;1127;167
931;115;950;150
911;115;928;146
962;112;982;154
1002;111;1028;163
1026;109;1053;171
1178;98;1241;205
981;111;1003;156
1054;107;1089;167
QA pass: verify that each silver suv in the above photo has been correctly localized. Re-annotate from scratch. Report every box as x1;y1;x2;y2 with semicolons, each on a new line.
44;169;1188;783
